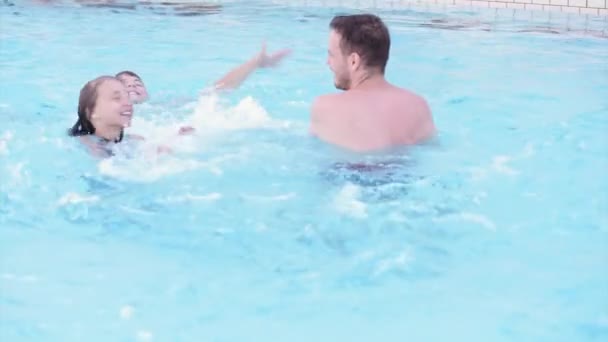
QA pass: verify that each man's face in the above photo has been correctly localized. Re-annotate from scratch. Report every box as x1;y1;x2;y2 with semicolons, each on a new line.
327;30;351;91
117;74;149;104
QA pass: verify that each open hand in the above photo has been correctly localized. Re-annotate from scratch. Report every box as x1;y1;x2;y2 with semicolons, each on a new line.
256;42;291;68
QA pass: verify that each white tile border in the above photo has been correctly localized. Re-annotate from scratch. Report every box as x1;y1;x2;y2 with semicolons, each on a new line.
260;0;608;36
263;0;607;17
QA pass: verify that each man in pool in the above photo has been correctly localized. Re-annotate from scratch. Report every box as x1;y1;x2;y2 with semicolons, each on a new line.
310;14;436;152
115;70;149;104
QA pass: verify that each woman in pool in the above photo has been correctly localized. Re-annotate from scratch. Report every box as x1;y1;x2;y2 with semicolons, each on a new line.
69;44;290;156
67;75;165;157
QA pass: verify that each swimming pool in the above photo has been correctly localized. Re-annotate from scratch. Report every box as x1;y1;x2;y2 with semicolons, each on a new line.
1;1;607;341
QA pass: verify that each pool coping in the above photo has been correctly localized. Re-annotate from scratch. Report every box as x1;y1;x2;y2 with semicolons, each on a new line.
260;0;608;17
257;0;608;36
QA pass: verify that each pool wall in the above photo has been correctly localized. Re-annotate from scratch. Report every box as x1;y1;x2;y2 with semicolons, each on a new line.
264;0;608;15
260;0;607;35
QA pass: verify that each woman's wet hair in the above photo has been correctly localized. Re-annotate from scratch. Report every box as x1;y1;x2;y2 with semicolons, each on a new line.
68;75;124;142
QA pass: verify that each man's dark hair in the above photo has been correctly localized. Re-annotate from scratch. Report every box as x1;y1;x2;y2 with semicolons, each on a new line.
115;70;142;80
330;14;391;73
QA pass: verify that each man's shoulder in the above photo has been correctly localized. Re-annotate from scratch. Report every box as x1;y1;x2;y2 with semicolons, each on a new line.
311;93;349;116
312;93;345;107
389;86;430;111
389;85;424;100
309;93;350;136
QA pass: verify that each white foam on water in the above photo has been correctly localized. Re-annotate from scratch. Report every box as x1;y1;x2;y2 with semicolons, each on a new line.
287;100;308;107
241;192;296;202
460;212;497;230
354;250;377;262
492;155;520;176
333;183;367;219
101;150;247;182
0;131;12;155
98;155;210;182
470;153;522;181
118;205;156;216
120;306;134;320
97;93;289;182
472;191;488;205
163;192;223;203
6;162;29;187
190;93;290;133
57;192;100;206
433;212;497;230
136;330;153;341
373;249;415;277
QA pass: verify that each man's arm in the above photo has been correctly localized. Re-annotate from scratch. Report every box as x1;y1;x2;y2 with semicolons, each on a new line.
309;96;325;136
213;43;291;91
309;95;345;145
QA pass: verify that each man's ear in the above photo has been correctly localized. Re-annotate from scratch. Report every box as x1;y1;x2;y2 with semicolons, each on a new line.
349;52;362;71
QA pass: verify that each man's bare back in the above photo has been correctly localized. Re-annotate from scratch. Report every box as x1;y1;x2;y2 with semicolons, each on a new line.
311;14;436;152
311;81;435;152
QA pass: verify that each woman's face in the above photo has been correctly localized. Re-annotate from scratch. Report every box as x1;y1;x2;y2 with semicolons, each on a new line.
90;79;133;129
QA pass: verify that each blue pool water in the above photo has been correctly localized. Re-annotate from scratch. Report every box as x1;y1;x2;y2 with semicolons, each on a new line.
1;1;607;341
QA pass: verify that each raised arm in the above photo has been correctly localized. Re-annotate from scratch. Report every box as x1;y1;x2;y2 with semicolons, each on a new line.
213;42;291;91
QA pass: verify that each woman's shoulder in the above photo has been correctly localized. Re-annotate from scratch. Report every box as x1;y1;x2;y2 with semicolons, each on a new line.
76;135;113;158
